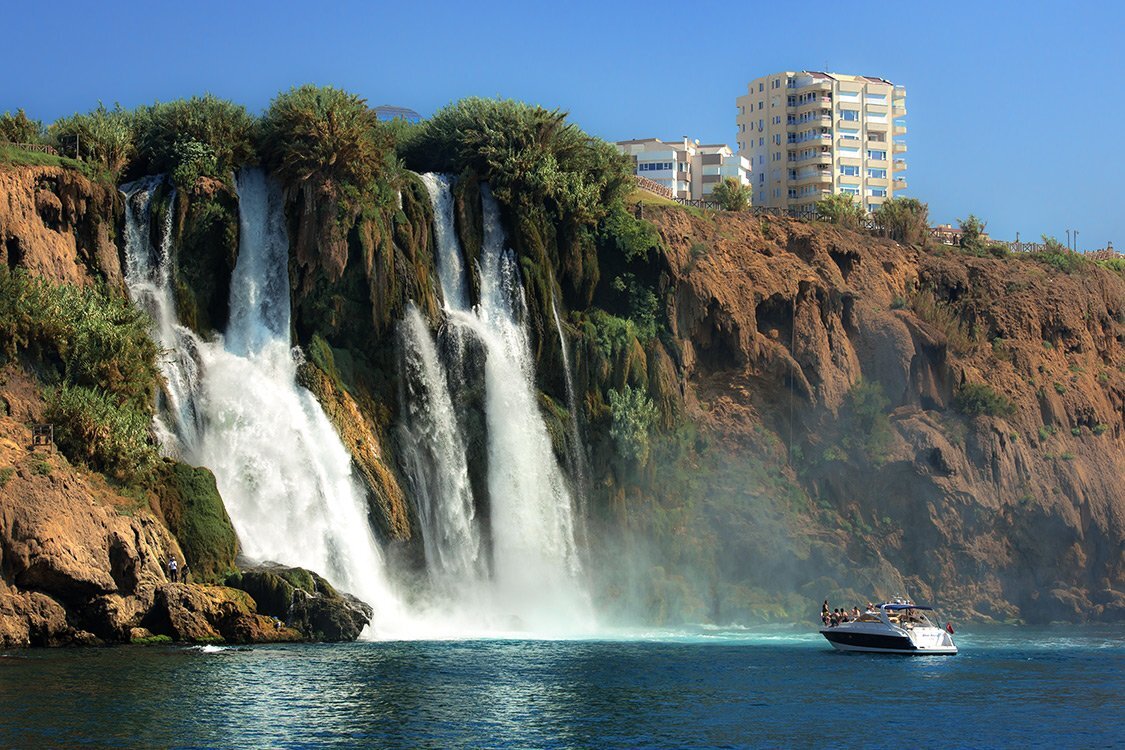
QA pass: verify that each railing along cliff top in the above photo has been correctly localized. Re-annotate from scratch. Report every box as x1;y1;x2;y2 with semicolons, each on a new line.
1;141;59;156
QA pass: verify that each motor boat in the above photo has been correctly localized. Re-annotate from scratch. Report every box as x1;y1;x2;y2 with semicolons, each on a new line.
820;601;957;655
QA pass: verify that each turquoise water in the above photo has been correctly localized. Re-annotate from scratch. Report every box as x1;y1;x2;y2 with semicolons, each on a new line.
2;626;1122;748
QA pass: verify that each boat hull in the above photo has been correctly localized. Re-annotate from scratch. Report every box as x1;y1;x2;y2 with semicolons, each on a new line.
820;628;957;655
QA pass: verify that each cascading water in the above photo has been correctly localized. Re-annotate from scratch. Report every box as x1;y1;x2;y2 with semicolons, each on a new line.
121;169;405;634
406;174;594;634
551;296;590;548
120;178;204;453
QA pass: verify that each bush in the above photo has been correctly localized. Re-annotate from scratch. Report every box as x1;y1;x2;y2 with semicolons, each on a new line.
816;193;865;229
1029;243;1087;273
0;467;13;488
1092;423;1108;436
0;109;43;143
611;272;661;342
600;204;661;262
909;288;979;355
400;97;632;226
608;385;659;465
48;103;136;180
134;95;255;183
0;267;160;482
958;214;986;250
45;384;159;482
986;243;1009;258
954;383;1015;417
844;381;893;463
710;177;751;211
259;85;389;195
872;197;928;245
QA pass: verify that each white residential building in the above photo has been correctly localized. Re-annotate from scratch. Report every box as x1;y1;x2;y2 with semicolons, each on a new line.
735;70;907;213
616;137;751;201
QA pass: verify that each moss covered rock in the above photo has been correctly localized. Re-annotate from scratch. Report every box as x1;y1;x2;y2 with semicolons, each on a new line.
225;564;373;642
150;461;238;582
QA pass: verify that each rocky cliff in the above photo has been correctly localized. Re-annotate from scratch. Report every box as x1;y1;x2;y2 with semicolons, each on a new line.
626;205;1125;623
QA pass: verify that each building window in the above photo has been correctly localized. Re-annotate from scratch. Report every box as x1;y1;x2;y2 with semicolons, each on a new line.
773;134;781;145
759;82;764;92
867;149;887;161
841;109;860;121
868;168;887;179
839;165;860;177
759;173;765;184
639;162;674;171
869;188;887;197
759;137;764;146
841;186;859;196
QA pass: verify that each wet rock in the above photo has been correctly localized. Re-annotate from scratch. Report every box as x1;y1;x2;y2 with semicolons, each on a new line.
226;564;373;642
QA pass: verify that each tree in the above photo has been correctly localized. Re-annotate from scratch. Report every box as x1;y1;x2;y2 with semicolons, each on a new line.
872;197;929;245
710;177;751;211
815;193;866;229
608;385;659;466
258;85;387;193
0;109;43;143
134;95;256;183
48;103;136;179
958;214;986;250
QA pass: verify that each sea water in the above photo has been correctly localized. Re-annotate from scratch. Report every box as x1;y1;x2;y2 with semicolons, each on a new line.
1;626;1121;748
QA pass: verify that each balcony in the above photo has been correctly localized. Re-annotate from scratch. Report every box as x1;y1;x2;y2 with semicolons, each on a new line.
867;158;889;169
865;102;889;115
794;96;833;112
837;135;862;148
837;173;861;185
894;159;907;172
894;124;907;136
893;142;908;153
892;104;907;117
797;79;833;93
867;177;889;188
794;169;833;186
893;178;908;190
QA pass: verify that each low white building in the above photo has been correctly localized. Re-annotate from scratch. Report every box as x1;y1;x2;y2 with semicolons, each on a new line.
616;137;751;201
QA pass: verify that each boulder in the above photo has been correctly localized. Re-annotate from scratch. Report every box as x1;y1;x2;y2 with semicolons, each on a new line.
226;564;373;642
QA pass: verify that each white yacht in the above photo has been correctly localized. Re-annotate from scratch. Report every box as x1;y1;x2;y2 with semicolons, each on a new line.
820;601;958;655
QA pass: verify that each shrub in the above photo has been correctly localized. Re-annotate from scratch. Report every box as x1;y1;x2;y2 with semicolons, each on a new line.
0;109;43;143
608;385;659;465
815;193;866;229
48;103;136;180
600;204;661;262
1060;451;1075;461
258;85;387;195
611;273;661;342
954;383;1015;417
872;197;928;245
958;214;986;250
710;177;751;211
1092;423;1108;436
987;243;1010;258
909;288;979;355
45;384;159;483
1053;382;1066;395
134;95;255;182
1028;243;1087;274
0;467;13;488
34;459;51;476
844;381;893;463
400;97;632;226
587;308;637;358
890;296;907;310
1070;426;1082;436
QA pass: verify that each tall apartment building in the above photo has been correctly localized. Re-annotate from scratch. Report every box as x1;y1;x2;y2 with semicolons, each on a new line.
616;137;751;200
735;71;906;213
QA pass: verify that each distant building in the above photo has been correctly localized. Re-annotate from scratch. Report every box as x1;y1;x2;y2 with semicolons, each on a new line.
615;137;751;200
373;105;422;124
736;71;907;213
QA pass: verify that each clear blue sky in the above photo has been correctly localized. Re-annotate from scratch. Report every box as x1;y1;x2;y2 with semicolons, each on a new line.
3;0;1122;249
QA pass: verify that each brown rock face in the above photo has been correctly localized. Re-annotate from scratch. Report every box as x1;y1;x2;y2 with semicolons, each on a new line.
0;166;121;288
648;206;1125;622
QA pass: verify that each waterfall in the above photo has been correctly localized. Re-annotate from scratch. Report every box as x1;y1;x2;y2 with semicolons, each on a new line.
121;170;405;635
551;296;590;548
120;178;202;453
401;174;593;634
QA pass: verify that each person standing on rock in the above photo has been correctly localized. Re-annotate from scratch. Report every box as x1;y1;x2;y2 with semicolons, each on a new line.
168;557;178;583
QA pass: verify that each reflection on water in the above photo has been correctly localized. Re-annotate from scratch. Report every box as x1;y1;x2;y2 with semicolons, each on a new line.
2;627;1122;748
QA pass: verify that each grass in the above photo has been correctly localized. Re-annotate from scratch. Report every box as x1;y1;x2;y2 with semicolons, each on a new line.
0;466;13;488
0;144;112;183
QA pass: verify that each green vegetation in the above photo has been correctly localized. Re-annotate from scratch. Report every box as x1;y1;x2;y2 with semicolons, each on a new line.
958;214;986;251
815;193;865;229
954;383;1015;417
400;97;632;226
872;197;929;245
600;204;662;262
843;381;893;464
48;103;136;181
1092;423;1108;436
0;109;43;143
34;458;52;476
130;634;173;645
259;85;390;198
0;467;13;488
0;267;160;482
909;288;980;355
608;385;659;465
1027;238;1087;273
611;272;661;342
1038;424;1058;442
134;95;256;187
710;177;751;211
1053;382;1067;395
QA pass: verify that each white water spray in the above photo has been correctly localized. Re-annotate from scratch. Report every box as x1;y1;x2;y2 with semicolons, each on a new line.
403;175;594;634
122;170;406;635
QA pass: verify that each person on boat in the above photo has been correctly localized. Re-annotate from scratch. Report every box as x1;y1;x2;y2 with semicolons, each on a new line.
851;606;861;619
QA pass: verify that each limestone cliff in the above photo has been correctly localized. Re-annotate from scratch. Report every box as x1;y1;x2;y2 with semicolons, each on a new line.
637;206;1125;623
